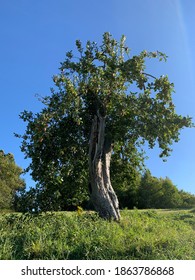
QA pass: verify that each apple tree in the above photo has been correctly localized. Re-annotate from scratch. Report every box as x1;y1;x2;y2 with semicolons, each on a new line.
17;33;192;220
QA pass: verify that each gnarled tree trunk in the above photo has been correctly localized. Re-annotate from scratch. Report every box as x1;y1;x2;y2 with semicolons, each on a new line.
89;113;120;221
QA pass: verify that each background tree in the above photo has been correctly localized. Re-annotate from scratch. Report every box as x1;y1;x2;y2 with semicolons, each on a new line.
159;177;183;208
0;150;25;211
138;170;184;209
179;190;195;208
138;170;162;208
17;33;193;220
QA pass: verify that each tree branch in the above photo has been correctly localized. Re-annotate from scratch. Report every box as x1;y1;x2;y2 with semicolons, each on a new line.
142;72;157;80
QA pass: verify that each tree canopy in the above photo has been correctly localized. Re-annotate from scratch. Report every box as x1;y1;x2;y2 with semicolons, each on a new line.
0;150;25;210
16;33;193;218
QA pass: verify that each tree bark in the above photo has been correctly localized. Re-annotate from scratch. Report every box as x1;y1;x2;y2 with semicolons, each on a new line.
89;112;120;221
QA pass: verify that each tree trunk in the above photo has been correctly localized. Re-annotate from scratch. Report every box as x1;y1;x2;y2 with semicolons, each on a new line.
88;112;120;221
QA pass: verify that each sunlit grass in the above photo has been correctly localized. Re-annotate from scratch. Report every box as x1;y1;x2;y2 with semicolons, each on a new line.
0;209;194;260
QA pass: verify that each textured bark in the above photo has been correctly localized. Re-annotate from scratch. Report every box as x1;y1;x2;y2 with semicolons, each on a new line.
89;112;120;221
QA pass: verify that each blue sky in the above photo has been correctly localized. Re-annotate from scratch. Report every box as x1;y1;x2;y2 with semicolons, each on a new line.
1;0;195;194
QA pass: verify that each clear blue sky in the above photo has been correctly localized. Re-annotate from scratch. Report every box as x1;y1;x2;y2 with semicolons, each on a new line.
1;0;195;194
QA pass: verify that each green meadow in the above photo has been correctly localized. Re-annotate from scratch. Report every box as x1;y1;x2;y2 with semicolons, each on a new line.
0;209;194;260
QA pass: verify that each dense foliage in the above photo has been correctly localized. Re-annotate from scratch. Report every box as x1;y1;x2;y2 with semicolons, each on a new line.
0;209;194;260
0;150;25;210
16;33;193;214
137;170;195;209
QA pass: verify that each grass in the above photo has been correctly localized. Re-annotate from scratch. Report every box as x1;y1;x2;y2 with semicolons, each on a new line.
0;209;194;260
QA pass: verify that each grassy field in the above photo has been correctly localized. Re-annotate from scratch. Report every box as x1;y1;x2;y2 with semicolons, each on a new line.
0;209;194;260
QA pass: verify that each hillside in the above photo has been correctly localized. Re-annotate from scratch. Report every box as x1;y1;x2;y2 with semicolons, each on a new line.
0;209;194;260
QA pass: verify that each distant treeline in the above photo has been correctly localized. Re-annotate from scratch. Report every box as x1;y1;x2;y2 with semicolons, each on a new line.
115;170;195;210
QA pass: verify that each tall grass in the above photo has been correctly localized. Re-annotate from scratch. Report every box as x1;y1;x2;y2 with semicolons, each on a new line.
0;209;194;260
